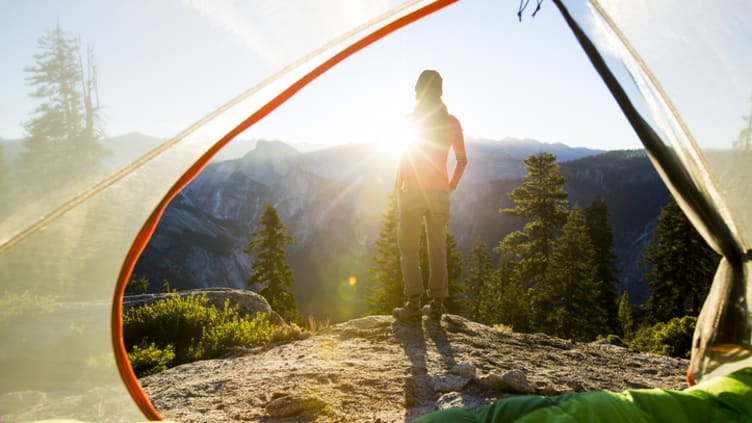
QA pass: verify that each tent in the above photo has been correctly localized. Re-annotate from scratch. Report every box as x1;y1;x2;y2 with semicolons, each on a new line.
0;0;750;421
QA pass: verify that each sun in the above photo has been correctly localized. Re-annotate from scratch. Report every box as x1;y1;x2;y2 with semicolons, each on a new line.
368;115;418;160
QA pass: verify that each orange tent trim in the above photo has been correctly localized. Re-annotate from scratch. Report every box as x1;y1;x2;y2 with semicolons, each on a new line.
110;0;459;419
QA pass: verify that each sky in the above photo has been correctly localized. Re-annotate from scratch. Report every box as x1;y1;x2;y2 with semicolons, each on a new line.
2;0;747;153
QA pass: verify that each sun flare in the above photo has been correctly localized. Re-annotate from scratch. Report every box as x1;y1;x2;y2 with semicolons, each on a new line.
370;116;417;160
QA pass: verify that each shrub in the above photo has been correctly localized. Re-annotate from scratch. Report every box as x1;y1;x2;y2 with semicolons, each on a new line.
128;343;176;377
194;310;275;359
306;314;330;333
123;294;275;377
629;315;697;358
492;323;514;334
606;334;627;347
271;323;305;343
126;276;150;294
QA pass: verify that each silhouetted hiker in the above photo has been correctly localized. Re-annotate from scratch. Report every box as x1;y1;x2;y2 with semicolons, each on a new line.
392;69;468;323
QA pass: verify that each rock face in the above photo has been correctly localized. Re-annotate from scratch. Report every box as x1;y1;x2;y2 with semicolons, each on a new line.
122;288;284;325
141;315;689;422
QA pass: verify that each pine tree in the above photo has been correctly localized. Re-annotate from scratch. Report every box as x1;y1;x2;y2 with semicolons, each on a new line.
245;203;299;322
535;207;607;341
499;152;569;288
25;24;84;142
617;291;634;339
493;152;568;333
465;237;496;323
444;232;465;315
585;196;619;332
642;199;720;323
493;229;532;331
366;196;404;314
19;24;103;194
494;257;530;332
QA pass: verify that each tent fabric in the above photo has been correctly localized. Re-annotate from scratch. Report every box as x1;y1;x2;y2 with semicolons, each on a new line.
411;367;752;423
112;1;460;419
568;0;752;384
1;0;750;421
0;1;447;420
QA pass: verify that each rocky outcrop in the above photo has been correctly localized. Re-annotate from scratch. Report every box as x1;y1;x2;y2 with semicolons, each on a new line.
122;288;284;325
141;314;689;422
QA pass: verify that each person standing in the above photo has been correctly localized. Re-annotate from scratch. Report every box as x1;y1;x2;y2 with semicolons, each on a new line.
392;69;467;323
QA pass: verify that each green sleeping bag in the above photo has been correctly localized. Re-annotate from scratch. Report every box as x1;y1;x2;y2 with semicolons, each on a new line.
413;367;752;423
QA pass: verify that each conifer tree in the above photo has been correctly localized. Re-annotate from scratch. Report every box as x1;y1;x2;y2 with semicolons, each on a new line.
465;237;496;323
499;152;569;287
642;199;720;323
617;291;634;339
535;207;606;341
444;232;465;315
19;24;103;193
585;196;619;332
493;152;568;332
494;257;530;332
494;226;533;331
245;202;299;322
366;196;404;314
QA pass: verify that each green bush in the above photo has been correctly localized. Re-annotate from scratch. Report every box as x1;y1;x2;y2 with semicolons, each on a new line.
606;334;628;348
195;310;275;359
128;343;175;377
123;294;275;377
629;315;697;358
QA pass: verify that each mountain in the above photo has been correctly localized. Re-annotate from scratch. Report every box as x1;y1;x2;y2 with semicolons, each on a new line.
0;132;166;168
101;132;165;169
0;132;324;169
133;138;666;321
468;137;605;162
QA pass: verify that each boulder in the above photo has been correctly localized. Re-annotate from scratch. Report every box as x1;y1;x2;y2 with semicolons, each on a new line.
479;369;535;394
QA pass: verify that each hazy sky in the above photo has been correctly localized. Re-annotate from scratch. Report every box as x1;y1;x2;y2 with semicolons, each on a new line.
1;0;652;151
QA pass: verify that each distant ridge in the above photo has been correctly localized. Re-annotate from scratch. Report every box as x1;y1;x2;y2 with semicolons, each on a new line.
467;137;605;162
1;133;606;166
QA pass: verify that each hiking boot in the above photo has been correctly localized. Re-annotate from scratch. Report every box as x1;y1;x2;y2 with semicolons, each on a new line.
422;298;444;321
392;296;422;324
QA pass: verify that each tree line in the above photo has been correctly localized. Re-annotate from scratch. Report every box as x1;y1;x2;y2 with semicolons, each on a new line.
366;151;719;355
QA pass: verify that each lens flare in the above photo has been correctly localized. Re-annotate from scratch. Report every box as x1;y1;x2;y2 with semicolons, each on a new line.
337;278;357;302
372;117;417;159
348;275;357;286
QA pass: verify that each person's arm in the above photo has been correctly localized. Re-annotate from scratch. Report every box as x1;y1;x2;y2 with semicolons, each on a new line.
448;118;467;192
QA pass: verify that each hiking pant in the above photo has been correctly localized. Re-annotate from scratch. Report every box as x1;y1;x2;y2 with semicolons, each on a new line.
398;190;450;299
